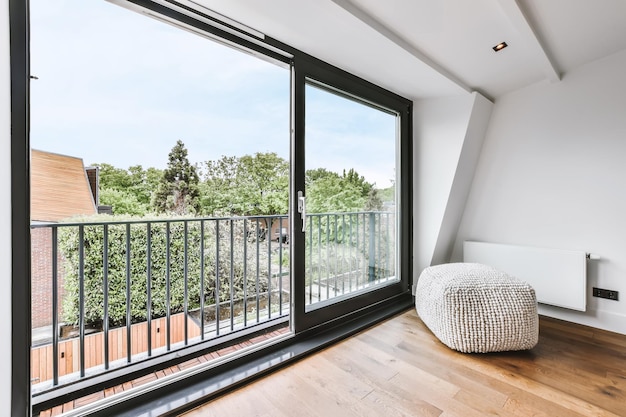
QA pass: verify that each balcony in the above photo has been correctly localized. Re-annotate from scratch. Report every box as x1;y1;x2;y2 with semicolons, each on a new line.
30;211;396;410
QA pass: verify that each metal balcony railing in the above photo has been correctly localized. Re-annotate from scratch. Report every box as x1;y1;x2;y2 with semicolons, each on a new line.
29;211;395;402
304;211;397;306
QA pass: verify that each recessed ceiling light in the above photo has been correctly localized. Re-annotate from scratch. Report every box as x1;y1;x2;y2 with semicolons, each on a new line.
493;42;508;52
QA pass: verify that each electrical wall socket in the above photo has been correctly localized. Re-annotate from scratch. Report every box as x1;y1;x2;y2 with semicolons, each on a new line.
592;287;619;301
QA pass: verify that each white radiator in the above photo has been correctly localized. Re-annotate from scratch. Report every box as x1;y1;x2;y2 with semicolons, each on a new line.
463;241;588;311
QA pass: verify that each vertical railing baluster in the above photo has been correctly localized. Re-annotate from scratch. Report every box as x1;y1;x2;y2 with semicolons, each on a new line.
267;217;272;319
377;213;382;281
146;222;152;357
215;220;220;336
354;213;361;289
387;213;398;278
165;222;171;351
326;214;330;301
243;219;248;326
385;213;392;279
51;227;59;386
333;214;339;297
278;217;282;316
378;214;383;281
200;221;205;340
349;214;353;293
369;213;376;283
184;221;189;344
341;214;346;295
255;219;260;323
229;219;235;331
377;213;381;282
103;224;110;370
125;224;131;363
308;215;313;304
316;216;321;301
362;213;366;284
78;225;85;377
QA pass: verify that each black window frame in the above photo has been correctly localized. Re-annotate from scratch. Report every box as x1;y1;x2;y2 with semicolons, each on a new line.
10;1;413;414
291;53;412;333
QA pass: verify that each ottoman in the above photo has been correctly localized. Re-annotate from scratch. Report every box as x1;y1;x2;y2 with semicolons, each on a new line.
415;263;538;353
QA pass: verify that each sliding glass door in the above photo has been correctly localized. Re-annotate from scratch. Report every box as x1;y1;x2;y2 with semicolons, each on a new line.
303;81;399;309
25;0;412;412
292;60;411;332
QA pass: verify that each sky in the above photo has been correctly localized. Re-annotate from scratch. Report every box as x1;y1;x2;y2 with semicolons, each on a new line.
30;0;397;188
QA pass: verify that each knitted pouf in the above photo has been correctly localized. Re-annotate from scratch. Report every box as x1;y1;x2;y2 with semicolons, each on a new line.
415;263;538;353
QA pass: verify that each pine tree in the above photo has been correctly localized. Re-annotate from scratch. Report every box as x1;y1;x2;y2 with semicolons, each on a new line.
153;140;200;215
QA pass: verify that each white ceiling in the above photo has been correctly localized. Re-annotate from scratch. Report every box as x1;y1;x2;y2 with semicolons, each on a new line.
191;0;626;101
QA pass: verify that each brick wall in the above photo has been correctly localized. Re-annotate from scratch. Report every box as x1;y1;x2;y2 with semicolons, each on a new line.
31;227;66;329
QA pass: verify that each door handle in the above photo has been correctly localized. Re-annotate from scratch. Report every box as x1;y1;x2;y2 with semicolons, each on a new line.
297;191;306;233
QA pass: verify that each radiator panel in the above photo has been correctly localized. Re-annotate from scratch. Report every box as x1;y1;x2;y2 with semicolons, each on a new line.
463;241;587;311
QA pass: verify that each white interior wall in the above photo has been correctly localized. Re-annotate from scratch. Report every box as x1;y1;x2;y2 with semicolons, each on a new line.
452;49;626;335
430;93;492;266
412;92;492;290
1;0;13;414
413;94;473;278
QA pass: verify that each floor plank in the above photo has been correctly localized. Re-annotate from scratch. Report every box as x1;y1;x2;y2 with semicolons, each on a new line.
182;311;626;417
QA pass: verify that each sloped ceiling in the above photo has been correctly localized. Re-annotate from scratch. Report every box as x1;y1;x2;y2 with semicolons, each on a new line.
189;0;626;101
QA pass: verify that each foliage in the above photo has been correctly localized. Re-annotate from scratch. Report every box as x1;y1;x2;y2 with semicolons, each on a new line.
99;188;149;216
97;149;382;219
378;185;395;203
201;152;289;229
96;163;162;215
364;188;383;211
306;175;366;214
59;214;270;327
305;168;382;213
153;140;201;215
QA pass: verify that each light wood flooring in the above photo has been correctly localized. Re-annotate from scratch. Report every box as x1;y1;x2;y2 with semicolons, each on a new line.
183;310;626;417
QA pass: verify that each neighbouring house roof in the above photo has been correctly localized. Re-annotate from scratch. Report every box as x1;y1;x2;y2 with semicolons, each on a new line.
31;149;97;222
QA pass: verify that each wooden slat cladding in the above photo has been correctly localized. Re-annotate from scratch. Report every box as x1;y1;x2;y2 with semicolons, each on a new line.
184;311;626;417
31;149;96;222
31;313;202;385
37;326;291;416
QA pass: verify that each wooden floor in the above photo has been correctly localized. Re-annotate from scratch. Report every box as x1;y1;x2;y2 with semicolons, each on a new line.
183;310;626;417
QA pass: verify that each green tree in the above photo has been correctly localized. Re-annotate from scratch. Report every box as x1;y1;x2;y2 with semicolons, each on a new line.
99;188;149;216
343;168;382;211
343;168;373;196
128;165;162;206
201;152;289;229
153;140;200;215
378;184;395;203
96;163;163;216
306;174;366;213
98;163;133;190
305;167;381;213
305;167;341;185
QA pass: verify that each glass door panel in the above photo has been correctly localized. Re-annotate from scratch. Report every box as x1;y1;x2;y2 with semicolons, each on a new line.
304;81;399;312
30;0;291;397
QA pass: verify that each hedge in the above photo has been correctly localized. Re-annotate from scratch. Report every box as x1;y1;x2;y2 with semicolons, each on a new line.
59;215;270;327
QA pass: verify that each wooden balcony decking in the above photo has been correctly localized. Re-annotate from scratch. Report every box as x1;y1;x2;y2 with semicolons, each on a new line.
37;326;290;416
183;311;626;417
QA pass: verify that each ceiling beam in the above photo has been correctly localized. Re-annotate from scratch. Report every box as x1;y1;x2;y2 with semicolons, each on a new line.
496;0;560;82
330;0;473;95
